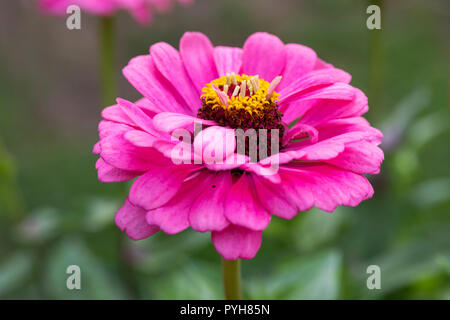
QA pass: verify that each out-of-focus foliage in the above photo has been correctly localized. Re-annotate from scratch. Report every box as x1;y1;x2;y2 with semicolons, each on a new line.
0;0;448;299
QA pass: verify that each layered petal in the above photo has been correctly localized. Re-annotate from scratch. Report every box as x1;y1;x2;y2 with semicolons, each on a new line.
189;172;231;232
252;174;299;220
180;32;218;92
242;32;286;81
212;225;262;260
96;158;142;182
193;126;236;165
224;174;271;231
278;43;317;91
122;55;189;114
146;171;211;234
279;163;374;212
100;133;160;171
129;163;195;210
150;42;200;113
213;46;243;76
115;199;159;240
153;112;215;134
325;140;384;174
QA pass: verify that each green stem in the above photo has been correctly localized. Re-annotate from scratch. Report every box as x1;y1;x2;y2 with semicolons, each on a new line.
99;16;138;299
99;17;116;108
0;141;24;221
222;258;242;300
368;0;384;120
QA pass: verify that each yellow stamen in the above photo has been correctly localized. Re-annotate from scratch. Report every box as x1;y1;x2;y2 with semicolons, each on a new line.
240;80;247;98
231;72;237;85
200;74;280;115
232;85;240;97
266;76;282;100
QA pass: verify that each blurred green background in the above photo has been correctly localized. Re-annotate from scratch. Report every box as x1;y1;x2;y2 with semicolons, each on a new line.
0;0;449;299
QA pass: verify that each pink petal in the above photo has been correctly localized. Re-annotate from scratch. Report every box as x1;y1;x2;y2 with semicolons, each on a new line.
283;123;318;145
98;120;133;140
280;80;354;106
299;87;369;126
240;162;281;184
100;133;158;171
280;84;366;126
146;171;211;234
124;130;157;148
314;58;334;70
189;172;231;232
242;32;286;81
252;174;299;220
135;97;162;117
315;117;383;144
153;112;216;134
151;0;172;13
115;199;159;240
129;4;152;25
93;142;101;154
150;42;200;113
279;163;374;212
193;126;236;165
278;43;317;91
101;105;134;125
96;158;141;182
224;174;271;231
117;98;157;135
280;68;352;99
213;46;243;76
180;32;218;92
211;225;262;260
281;131;369;162
122;55;189;114
325;140;384;174
129;164;195;211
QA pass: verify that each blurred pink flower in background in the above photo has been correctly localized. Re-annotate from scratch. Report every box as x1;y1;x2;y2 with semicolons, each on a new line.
38;0;193;25
93;32;384;260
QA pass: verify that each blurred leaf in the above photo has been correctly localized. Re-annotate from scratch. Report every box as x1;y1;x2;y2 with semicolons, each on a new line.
15;207;60;243
407;110;449;150
392;148;420;182
44;238;127;299
248;250;342;299
151;262;222;300
293;208;346;251
409;177;450;208
0;142;16;181
380;87;430;152
0;251;33;297
84;197;118;232
134;231;210;274
355;233;450;299
0;141;23;219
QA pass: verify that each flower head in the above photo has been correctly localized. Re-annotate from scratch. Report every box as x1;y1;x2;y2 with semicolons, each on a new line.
94;32;384;260
38;0;193;25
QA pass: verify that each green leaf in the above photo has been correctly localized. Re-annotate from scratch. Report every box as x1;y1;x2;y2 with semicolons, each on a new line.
293;208;346;251
150;262;222;300
15;207;60;243
44;238;127;299
354;234;450;299
0;251;33;297
248;250;342;300
84;197;119;232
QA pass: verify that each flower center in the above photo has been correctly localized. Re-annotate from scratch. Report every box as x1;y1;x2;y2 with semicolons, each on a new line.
197;73;284;132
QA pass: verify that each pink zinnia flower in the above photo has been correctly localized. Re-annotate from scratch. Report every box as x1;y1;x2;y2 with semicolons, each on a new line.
93;32;384;260
38;0;193;25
